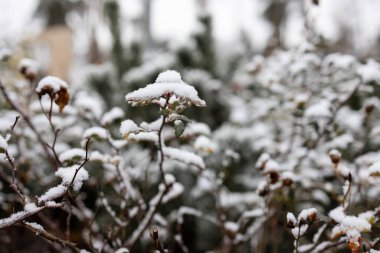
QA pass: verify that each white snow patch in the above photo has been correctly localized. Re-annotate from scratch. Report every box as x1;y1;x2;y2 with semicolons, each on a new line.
126;70;206;107
36;76;68;93
55;165;89;191
163;146;205;169
101;107;124;125
59;148;86;163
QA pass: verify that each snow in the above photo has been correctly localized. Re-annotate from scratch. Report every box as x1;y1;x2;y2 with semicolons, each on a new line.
38;184;67;203
329;206;345;223
220;191;263;208
164;174;176;185
24;222;45;232
224;221;239;233
182;122;211;137
162;182;184;203
127;132;158;143
338;165;351;178
101;107;125;125
0;135;8;153
291;224;308;239
74;91;104;119
322;53;357;70
0;204;43;229
357;60;380;83
368;162;380;177
163;146;205;169
55;165;89;191
18;58;38;76
255;153;270;170
298;208;317;223
287;212;297;225
241;208;265;219
342;216;371;232
120;120;140;139
24;203;39;212
194;136;217;153
0;47;11;60
140;117;163;132
59;148;86;163
264;159;280;173
125;70;206;107
156;70;182;83
177;207;203;224
36;76;68;94
83;127;108;140
305;100;332;118
358;211;374;223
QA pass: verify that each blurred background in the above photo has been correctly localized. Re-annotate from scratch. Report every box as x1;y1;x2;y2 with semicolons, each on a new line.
1;0;380;82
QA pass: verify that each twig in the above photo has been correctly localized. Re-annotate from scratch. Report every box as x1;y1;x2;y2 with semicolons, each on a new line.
158;115;168;187
22;221;80;252
126;185;170;248
150;226;168;253
64;138;91;195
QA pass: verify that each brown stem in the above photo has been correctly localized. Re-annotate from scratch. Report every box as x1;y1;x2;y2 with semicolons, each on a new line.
22;222;80;252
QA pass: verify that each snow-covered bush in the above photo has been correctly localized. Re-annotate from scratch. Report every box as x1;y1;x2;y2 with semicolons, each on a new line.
1;34;380;253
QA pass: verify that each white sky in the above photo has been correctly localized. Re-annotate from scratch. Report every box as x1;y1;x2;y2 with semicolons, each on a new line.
1;0;380;56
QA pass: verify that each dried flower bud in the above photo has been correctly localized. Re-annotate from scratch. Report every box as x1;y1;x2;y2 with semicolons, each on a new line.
283;178;293;187
286;212;297;229
307;211;317;223
269;171;280;184
257;181;269;197
151;226;159;240
329;149;341;164
365;103;375;114
18;58;39;82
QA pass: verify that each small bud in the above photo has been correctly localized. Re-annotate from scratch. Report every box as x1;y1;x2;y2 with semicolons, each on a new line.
308;212;317;223
18;58;39;82
329;149;341;164
283;178;293;187
258;183;269;197
151;226;159;240
286;212;297;229
269;171;279;184
365;103;375;114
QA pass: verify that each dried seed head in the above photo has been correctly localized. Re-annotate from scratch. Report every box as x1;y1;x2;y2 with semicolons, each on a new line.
329;149;341;164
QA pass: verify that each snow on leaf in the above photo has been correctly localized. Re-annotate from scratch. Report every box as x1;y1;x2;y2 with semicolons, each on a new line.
298;208;317;223
36;76;68;95
120;119;140;139
125;70;206;107
368;162;380;177
59;148;86;164
163;146;205;169
357;60;380;83
101;107;125;126
287;212;297;225
194;135;217;153
305;100;332;118
83;127;107;140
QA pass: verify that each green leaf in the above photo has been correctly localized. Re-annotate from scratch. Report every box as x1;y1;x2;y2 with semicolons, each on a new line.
174;120;185;138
